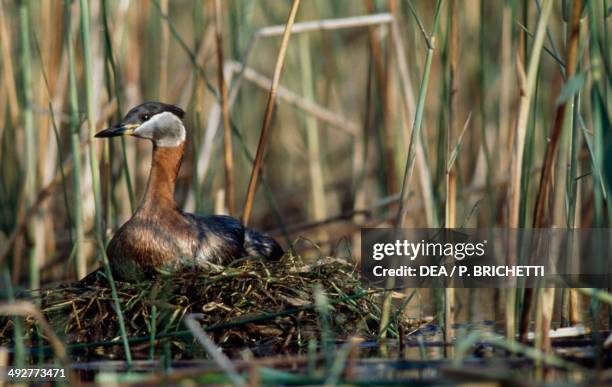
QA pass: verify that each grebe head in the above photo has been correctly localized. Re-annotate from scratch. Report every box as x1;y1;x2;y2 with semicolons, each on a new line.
95;102;186;147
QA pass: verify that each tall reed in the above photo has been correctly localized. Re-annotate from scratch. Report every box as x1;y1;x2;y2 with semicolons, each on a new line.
65;0;85;279
0;1;19;127
587;0;611;339
19;0;38;291
101;0;136;214
520;0;579;351
507;0;553;345
299;33;327;223
215;0;235;215
79;0;103;243
395;0;444;228
380;0;444;342
444;0;458;348
80;0;133;365
242;0;301;225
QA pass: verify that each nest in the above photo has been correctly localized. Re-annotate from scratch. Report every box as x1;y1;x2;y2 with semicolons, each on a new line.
0;256;414;360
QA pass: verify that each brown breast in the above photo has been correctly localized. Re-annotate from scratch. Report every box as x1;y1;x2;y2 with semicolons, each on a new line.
106;207;198;280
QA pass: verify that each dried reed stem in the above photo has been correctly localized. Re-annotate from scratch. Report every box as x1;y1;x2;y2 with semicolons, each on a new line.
366;0;397;196
226;12;396;117
519;0;582;348
241;0;301;225
158;0;169;100
256;13;392;37
0;1;19;126
445;0;459;346
229;62;358;134
195;13;390;209
531;1;581;229
508;0;553;229
505;0;552;345
215;0;235;215
501;13;518;340
446;0;458;230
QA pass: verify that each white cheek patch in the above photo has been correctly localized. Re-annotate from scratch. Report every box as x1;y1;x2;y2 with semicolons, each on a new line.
134;111;186;147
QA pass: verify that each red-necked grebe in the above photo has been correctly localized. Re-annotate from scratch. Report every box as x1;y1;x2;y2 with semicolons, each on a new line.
95;102;283;281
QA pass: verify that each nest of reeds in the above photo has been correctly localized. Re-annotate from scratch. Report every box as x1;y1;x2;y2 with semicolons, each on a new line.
0;255;414;360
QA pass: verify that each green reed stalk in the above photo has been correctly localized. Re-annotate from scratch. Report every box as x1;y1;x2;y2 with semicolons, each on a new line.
149;303;158;360
588;0;607;227
566;92;582;325
382;0;444;342
79;0;103;242
19;0;38;291
445;0;458;351
520;70;539;227
507;0;553;345
148;282;160;360
80;0;132;365
101;0;135;213
587;0;609;334
522;0;581;350
65;0;85;279
395;0;444;228
509;0;553;229
395;1;439;227
98;246;133;366
299;33;327;223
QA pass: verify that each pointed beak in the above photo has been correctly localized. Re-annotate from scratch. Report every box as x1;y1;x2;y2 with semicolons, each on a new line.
95;123;138;138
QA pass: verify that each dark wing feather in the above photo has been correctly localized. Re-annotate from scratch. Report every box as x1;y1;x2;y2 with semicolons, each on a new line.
185;214;245;264
186;213;283;262
244;228;284;260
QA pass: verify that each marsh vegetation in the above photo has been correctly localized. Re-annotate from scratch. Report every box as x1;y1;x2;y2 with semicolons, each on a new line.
0;0;610;384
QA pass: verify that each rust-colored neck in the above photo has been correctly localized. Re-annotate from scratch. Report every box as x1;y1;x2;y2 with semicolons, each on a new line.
141;142;185;209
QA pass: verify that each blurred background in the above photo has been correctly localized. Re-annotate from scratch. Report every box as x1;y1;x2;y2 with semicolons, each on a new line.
0;0;610;332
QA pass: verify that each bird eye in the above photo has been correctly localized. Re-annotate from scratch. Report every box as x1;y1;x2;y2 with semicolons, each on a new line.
142;114;150;121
